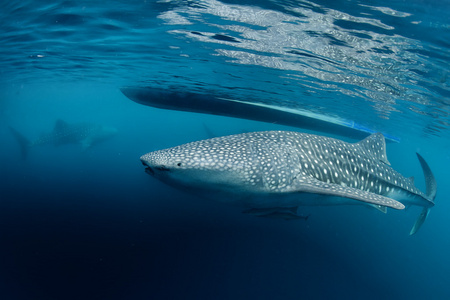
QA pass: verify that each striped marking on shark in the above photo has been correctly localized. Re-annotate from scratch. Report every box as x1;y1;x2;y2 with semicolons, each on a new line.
140;131;436;235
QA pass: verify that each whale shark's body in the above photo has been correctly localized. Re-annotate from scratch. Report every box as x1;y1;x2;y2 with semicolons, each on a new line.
10;119;117;158
140;131;436;234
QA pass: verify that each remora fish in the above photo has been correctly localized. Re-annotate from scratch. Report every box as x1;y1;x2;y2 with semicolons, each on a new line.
140;131;436;235
243;207;310;221
10;119;117;158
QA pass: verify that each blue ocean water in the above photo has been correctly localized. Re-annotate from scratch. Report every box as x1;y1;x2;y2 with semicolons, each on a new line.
1;0;449;299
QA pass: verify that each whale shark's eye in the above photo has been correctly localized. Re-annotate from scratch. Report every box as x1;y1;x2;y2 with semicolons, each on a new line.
177;162;182;167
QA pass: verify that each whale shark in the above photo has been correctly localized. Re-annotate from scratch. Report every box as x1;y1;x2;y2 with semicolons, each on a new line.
140;131;436;235
10;119;118;159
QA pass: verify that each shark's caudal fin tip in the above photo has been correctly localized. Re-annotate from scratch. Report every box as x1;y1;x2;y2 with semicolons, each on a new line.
9;126;30;159
415;153;437;201
409;208;430;235
408;154;436;236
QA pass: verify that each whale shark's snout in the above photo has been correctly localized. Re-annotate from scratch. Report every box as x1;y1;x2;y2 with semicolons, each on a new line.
140;153;173;177
141;155;156;176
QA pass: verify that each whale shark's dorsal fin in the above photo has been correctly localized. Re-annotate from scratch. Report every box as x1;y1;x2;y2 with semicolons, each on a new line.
357;132;390;165
54;119;69;132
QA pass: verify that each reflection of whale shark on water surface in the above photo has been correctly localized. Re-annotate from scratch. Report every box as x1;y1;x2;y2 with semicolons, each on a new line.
140;131;436;235
9;119;118;159
121;86;400;142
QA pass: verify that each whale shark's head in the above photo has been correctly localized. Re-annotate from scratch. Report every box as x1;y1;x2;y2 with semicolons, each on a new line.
96;125;118;141
140;135;257;194
81;125;118;149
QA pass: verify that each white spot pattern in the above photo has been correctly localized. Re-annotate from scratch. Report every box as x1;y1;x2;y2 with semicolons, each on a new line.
140;131;428;209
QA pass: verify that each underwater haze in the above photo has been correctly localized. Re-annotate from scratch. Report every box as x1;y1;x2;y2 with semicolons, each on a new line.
1;0;449;299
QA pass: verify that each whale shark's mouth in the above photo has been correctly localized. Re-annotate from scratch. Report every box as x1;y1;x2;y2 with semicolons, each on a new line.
145;166;154;175
142;161;170;176
141;161;154;175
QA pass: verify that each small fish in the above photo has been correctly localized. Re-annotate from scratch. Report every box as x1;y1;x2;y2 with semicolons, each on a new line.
243;207;310;221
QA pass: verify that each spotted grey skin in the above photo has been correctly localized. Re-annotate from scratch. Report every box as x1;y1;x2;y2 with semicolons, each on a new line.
9;119;118;159
141;131;436;234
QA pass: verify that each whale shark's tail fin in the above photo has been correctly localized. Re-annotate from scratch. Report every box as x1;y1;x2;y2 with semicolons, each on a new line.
9;127;30;159
409;153;437;235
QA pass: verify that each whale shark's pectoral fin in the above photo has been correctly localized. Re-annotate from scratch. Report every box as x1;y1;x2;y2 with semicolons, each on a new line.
81;139;92;151
287;176;405;210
